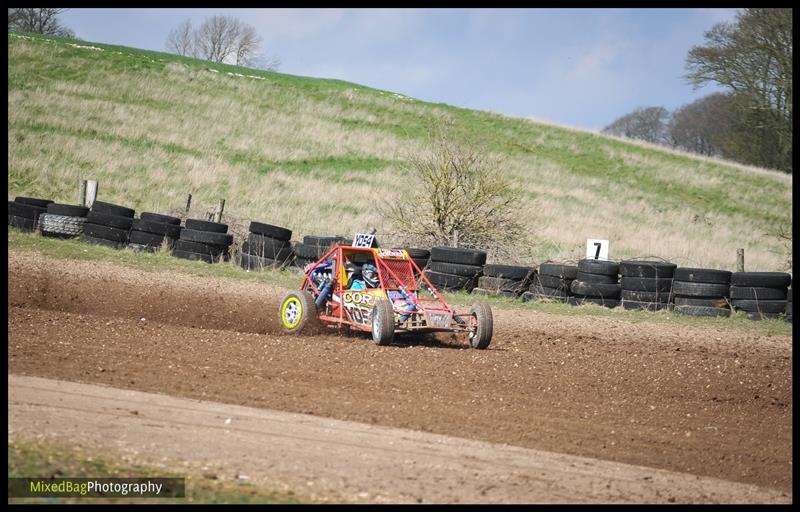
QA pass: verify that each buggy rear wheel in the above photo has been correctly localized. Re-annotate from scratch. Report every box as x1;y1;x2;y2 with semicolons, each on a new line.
468;303;493;349
279;290;317;333
371;298;395;346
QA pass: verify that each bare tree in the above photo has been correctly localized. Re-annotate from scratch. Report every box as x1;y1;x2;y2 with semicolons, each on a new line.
8;8;20;27
165;18;195;57
165;14;276;69
194;15;240;63
380;123;528;256
602;106;670;144
8;8;74;37
233;23;262;66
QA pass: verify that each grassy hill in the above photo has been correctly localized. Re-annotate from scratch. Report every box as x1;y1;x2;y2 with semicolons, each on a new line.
7;32;792;270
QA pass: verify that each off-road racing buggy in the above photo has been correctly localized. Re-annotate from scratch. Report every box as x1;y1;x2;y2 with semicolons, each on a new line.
278;234;493;348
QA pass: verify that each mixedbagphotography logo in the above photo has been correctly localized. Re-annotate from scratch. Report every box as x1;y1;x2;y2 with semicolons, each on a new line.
8;477;185;498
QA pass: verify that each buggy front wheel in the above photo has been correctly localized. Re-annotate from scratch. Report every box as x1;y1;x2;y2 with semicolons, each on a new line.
468;303;493;349
279;290;317;334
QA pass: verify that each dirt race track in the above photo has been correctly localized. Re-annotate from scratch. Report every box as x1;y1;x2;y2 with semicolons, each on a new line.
7;251;793;502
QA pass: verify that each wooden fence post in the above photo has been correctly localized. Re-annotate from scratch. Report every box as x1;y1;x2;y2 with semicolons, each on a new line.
78;179;87;207
737;248;744;272
213;199;225;223
184;194;192;217
452;229;459;248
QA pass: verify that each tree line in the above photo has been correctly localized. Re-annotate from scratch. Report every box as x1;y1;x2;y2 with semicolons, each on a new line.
8;9;280;72
8;8;74;38
603;9;792;173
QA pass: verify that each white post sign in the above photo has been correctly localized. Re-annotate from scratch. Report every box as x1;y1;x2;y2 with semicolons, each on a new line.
85;180;98;208
352;233;375;248
586;239;609;260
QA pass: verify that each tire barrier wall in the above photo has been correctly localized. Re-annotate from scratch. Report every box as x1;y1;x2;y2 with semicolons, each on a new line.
8;197;791;321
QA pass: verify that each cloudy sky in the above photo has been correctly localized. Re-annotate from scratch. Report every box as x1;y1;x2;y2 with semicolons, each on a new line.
60;8;739;131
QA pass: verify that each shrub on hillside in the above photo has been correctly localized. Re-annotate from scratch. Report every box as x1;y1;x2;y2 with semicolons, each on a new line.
381;124;530;259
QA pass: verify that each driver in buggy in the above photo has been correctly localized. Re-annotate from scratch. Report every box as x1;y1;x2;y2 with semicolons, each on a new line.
346;262;380;290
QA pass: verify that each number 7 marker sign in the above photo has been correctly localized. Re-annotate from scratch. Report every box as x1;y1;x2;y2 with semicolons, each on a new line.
586;239;609;260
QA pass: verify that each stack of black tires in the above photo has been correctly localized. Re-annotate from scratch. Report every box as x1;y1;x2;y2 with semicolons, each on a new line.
8;197;52;232
569;259;620;307
619;260;676;311
524;263;577;302
293;235;346;269
404;248;430;270
38;203;89;239
423;246;486;293
128;212;182;252
729;272;792;320
239;221;294;270
82;200;136;249
672;267;731;317
172;219;232;263
473;264;534;298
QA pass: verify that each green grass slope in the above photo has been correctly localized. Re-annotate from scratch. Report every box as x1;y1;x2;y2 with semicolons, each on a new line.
7;32;792;270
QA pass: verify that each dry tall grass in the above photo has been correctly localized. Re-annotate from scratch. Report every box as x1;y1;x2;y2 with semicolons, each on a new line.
7;34;793;271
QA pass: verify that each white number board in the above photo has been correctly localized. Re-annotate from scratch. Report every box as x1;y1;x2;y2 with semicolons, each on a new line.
352;233;376;248
586;239;609;260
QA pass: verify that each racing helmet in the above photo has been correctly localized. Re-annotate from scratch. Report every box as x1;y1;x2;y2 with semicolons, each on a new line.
362;263;379;288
